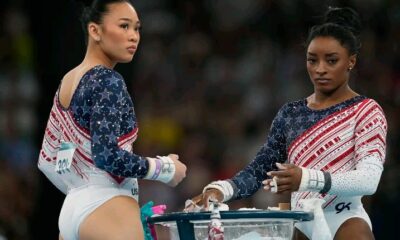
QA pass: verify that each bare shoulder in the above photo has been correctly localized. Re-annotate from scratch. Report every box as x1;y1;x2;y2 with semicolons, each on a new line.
58;65;86;108
62;65;84;83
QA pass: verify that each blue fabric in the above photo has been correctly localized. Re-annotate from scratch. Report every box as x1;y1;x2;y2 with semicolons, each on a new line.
230;96;366;199
66;65;149;178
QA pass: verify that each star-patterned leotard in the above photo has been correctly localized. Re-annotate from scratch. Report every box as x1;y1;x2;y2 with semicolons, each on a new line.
226;96;387;212
38;65;149;193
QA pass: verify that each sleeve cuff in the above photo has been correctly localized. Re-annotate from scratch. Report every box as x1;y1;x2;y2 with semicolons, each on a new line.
203;180;234;202
144;156;175;184
298;167;328;193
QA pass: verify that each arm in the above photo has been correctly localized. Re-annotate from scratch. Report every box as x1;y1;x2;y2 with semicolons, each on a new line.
38;159;68;194
203;106;288;202
38;107;68;194
273;101;387;196
327;101;387;196
90;70;176;182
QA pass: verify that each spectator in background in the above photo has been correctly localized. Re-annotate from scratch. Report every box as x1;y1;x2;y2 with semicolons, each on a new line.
186;7;387;240
0;6;38;240
37;0;186;239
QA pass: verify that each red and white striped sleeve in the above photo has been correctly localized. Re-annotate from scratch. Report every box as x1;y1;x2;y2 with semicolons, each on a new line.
329;99;387;196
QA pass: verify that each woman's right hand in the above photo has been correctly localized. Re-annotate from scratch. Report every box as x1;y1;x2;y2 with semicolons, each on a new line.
167;154;187;187
184;188;224;211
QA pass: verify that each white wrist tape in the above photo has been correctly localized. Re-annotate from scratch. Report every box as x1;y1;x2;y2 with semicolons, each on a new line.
298;167;325;192
203;180;234;202
145;156;176;184
270;176;278;193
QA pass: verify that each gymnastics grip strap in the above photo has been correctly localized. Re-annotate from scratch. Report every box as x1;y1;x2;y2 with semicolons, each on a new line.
298;167;331;194
145;156;176;184
203;180;234;202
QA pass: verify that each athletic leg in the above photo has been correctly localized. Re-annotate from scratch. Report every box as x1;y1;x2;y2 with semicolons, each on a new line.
79;196;144;240
334;217;374;240
293;228;310;240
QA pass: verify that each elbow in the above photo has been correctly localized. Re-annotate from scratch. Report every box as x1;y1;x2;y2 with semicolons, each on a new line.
37;160;43;171
365;168;383;195
37;162;46;175
91;144;119;173
93;154;108;171
365;182;379;195
92;152;121;176
37;151;46;172
37;156;50;174
363;172;381;195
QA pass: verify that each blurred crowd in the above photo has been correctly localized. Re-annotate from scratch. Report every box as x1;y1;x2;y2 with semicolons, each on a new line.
0;0;399;239
0;2;39;239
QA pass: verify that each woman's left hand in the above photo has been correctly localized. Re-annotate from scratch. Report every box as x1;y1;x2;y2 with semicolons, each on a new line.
263;163;302;193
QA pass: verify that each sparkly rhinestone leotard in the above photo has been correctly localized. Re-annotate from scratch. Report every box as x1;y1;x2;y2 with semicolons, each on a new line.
38;65;149;193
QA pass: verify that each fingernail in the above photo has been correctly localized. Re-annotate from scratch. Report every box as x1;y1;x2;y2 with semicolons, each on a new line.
267;172;271;176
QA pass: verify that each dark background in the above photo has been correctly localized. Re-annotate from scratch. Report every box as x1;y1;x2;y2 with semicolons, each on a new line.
0;0;399;239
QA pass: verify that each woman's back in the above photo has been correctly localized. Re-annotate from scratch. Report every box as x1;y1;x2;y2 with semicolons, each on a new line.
58;65;91;109
38;65;140;194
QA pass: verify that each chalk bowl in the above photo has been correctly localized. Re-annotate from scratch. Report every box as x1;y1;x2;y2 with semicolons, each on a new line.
163;219;294;240
149;210;313;240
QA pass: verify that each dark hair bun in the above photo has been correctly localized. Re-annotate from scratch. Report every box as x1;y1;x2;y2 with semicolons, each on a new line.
73;0;92;6
324;7;362;37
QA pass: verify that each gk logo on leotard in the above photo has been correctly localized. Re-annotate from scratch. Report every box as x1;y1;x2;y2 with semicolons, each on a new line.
335;202;351;214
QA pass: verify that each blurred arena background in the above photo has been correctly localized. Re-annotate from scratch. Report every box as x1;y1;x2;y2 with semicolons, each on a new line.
0;0;399;239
